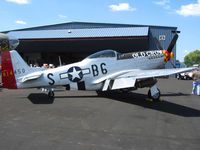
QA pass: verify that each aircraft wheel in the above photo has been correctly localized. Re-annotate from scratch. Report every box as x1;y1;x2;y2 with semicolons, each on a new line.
48;91;55;98
148;88;160;101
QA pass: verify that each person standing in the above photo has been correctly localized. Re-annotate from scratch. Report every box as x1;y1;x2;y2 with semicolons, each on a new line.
197;70;200;96
192;70;200;95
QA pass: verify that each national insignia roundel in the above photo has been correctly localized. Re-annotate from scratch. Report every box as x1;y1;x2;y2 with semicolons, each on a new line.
67;66;83;82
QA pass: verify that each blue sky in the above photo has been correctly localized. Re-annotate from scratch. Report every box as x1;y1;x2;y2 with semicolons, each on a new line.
0;0;200;62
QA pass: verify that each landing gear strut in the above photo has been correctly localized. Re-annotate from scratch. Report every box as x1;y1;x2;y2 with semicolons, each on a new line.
48;90;55;98
148;85;161;101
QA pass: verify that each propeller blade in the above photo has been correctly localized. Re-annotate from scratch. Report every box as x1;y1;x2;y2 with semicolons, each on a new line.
167;33;178;53
0;33;9;39
0;33;9;52
0;33;19;50
154;37;163;50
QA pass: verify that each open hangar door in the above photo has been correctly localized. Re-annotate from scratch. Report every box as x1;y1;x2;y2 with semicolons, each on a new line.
16;37;149;66
8;26;149;66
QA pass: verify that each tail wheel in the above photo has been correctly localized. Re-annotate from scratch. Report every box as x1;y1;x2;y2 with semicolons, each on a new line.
148;88;161;101
48;91;54;98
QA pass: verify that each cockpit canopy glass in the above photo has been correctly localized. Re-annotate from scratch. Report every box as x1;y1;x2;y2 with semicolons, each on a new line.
87;50;118;59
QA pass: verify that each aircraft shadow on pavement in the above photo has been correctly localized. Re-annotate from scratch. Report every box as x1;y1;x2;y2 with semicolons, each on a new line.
28;93;55;104
27;92;200;117
161;92;190;97
99;91;200;117
27;93;99;104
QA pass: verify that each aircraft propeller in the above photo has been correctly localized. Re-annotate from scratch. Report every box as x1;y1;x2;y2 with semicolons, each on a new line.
154;33;178;66
162;33;178;64
167;33;178;53
0;33;19;51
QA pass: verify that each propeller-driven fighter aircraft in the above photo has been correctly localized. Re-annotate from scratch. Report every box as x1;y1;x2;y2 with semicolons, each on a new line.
0;33;195;101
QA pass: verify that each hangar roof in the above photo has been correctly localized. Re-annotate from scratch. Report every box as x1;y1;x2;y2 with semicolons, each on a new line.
8;27;149;40
3;21;176;32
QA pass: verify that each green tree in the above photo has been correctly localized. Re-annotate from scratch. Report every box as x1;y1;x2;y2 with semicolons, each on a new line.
184;50;200;66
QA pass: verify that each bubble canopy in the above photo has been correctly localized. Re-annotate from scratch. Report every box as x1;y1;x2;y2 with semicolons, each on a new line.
87;50;119;59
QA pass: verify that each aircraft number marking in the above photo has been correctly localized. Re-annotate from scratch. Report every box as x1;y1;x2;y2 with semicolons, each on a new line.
47;73;55;85
91;63;107;77
14;68;25;75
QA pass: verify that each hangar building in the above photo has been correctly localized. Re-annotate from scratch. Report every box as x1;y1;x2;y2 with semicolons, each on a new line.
5;22;177;68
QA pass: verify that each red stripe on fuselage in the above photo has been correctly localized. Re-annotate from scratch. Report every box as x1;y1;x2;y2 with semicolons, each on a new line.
2;51;17;89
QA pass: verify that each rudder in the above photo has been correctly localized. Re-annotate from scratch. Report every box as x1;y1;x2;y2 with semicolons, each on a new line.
1;51;17;89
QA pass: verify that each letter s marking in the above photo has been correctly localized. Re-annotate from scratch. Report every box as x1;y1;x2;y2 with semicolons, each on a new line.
47;73;55;85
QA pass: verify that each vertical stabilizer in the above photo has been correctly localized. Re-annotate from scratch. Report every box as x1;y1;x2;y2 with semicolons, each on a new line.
1;33;35;89
2;50;40;89
0;33;17;89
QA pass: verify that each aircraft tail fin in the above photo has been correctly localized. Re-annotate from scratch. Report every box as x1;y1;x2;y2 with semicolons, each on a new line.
1;33;43;89
1;50;18;89
1;50;35;89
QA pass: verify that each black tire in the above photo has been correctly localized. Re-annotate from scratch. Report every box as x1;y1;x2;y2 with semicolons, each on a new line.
148;88;161;101
48;91;54;98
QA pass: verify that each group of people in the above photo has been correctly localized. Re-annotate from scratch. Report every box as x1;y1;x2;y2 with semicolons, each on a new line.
30;63;55;69
42;63;55;69
192;69;200;96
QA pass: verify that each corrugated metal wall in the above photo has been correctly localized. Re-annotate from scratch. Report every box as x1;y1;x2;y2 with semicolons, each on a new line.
149;26;177;68
8;27;149;39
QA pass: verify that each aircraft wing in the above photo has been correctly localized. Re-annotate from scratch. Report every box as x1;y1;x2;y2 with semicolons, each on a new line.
118;67;196;80
94;67;195;91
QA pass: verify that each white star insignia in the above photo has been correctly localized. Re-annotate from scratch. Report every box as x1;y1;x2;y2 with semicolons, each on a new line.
68;67;82;81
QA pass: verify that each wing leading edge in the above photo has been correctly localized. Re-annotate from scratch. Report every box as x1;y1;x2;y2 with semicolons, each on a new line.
97;67;196;91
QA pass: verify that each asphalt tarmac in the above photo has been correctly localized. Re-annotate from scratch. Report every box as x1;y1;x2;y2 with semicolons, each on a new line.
0;78;200;150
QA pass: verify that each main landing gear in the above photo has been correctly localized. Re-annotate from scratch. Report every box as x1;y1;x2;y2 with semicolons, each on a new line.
148;85;161;101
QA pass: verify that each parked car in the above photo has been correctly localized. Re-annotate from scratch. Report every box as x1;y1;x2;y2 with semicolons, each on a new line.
176;71;193;80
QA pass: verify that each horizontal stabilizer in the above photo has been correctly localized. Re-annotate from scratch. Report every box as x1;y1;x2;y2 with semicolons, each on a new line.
21;72;43;83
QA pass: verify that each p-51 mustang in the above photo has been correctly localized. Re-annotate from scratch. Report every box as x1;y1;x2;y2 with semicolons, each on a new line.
0;33;194;101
